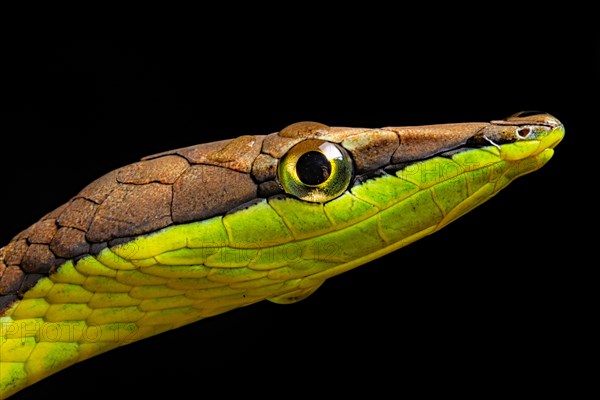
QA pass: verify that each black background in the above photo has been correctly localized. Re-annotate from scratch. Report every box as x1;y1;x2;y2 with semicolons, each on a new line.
1;28;596;398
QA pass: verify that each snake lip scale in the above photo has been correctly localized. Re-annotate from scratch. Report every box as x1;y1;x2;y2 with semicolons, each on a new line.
0;112;564;398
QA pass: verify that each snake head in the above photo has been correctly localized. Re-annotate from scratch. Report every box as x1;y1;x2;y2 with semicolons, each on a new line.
0;113;565;398
469;111;565;151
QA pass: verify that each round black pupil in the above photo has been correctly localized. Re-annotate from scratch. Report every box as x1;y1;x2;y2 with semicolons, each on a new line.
296;151;331;186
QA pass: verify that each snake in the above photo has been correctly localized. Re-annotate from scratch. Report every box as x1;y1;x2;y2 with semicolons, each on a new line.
0;111;564;398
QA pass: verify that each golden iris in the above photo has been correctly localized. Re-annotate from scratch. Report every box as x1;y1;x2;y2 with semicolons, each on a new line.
278;140;353;203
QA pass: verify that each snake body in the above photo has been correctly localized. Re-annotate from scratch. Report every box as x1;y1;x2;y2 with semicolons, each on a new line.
0;112;564;398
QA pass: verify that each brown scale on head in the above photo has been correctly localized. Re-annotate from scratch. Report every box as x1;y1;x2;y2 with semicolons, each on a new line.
0;119;503;313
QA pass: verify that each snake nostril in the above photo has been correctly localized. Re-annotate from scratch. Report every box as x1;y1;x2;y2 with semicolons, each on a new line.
516;127;532;139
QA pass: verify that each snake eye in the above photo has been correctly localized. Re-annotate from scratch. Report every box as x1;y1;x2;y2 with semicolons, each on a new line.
278;139;353;203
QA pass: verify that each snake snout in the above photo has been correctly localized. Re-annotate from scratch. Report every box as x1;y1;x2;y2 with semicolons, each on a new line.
504;111;563;130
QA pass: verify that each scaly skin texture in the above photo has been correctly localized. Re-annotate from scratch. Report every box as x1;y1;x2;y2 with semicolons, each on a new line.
0;114;564;398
